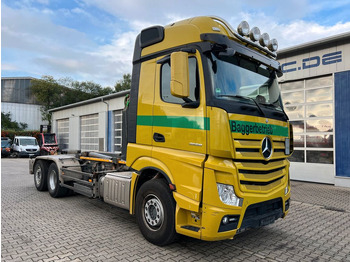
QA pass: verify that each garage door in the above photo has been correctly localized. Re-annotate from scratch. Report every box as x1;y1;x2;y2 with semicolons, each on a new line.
57;118;69;151
80;114;99;151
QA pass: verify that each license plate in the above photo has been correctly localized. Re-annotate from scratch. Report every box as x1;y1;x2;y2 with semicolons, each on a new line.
260;216;275;226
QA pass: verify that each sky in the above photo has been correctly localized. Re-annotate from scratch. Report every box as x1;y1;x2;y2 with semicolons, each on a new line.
2;0;350;87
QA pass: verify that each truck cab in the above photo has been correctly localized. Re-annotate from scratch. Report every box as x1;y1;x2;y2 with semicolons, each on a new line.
125;16;292;243
38;133;59;155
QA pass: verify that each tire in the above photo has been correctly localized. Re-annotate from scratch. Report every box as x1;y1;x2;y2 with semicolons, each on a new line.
34;160;48;191
136;179;177;246
47;163;69;198
11;151;19;158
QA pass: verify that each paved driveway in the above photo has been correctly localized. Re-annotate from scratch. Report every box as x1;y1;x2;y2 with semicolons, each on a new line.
2;158;350;261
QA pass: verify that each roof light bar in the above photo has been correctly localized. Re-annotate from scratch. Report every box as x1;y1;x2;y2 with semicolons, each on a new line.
210;16;278;57
237;20;278;53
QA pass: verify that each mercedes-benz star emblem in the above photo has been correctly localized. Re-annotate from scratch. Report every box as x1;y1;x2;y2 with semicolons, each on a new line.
261;137;272;159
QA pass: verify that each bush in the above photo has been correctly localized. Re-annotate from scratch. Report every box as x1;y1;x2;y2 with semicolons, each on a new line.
1;130;40;141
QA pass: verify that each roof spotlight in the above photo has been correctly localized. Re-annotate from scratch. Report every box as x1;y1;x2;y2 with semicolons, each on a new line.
237;21;250;36
249;27;261;42
259;33;270;47
268;38;278;52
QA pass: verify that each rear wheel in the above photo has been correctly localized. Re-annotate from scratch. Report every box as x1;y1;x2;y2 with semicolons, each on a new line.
136;179;177;246
34;160;48;191
47;163;69;198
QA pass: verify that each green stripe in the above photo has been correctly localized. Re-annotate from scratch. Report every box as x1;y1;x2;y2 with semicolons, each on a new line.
230;120;288;137
137;115;210;130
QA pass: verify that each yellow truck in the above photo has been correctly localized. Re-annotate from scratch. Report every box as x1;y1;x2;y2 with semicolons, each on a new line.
29;16;293;246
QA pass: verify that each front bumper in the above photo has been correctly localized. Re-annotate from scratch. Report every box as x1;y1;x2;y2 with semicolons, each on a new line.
18;151;40;157
199;162;290;241
200;197;289;241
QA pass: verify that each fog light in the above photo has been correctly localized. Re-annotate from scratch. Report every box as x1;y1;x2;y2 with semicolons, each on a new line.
268;38;278;51
222;216;229;225
217;183;243;206
285;184;289;195
259;33;270;47
285;199;290;211
249;27;261;42
237;21;250;36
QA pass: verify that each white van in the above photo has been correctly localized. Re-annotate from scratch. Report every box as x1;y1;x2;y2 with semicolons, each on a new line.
12;136;40;157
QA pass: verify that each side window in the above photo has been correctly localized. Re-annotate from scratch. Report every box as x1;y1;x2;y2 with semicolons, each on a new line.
161;56;199;104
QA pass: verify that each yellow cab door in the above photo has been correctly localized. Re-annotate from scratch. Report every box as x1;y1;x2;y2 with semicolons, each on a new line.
150;50;207;207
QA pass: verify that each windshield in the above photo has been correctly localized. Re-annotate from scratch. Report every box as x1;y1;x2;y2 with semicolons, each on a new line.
1;141;11;147
44;134;56;144
19;138;38;146
208;52;283;111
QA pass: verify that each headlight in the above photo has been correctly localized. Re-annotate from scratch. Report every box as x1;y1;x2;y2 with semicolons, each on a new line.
217;183;243;206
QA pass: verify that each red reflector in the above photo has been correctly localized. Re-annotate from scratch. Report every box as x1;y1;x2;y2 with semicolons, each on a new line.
169;184;176;191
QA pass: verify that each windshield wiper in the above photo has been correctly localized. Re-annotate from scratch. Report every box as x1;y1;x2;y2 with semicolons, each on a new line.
218;95;265;116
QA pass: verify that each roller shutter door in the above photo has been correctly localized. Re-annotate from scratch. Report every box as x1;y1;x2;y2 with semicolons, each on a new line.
80;114;99;151
57;118;69;151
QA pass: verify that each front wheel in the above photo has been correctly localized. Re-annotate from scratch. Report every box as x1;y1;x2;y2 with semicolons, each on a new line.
136;179;177;246
47;163;69;198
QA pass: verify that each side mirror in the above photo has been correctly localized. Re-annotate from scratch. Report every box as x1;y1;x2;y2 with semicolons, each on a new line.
170;51;189;98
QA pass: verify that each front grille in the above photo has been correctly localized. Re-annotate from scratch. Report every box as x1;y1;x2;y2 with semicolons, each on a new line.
240;198;283;229
233;138;288;193
240;176;283;186
26;149;37;152
239;166;285;175
236;158;287;193
234;138;286;160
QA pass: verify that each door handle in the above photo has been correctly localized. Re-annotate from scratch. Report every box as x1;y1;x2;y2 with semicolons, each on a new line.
153;133;165;142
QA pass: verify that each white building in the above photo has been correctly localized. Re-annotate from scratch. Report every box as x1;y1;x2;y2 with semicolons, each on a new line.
277;32;350;187
1;77;48;130
50;91;129;153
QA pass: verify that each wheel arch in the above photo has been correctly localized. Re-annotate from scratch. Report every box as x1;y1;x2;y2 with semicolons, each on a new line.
130;166;175;215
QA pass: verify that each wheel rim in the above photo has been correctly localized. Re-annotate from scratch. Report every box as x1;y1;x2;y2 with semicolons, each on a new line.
35;166;42;186
143;194;164;230
49;169;56;190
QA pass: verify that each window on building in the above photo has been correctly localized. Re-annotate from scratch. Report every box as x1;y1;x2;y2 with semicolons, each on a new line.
280;75;334;164
114;110;123;152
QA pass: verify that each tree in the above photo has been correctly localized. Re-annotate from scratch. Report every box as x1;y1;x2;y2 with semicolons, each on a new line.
31;76;115;125
114;73;131;92
1;112;28;130
71;80;114;98
31;76;65;124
